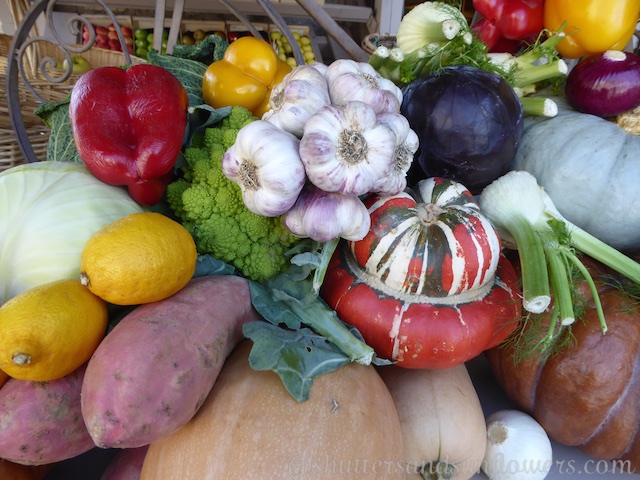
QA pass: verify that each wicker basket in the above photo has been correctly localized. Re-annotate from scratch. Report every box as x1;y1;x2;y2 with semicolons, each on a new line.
361;33;397;56
1;34;145;172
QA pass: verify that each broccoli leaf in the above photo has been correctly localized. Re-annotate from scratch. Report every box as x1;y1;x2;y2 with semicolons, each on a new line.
171;34;228;64
146;50;208;106
246;263;387;402
192;254;236;277
243;321;352;402
184;104;232;147
35;99;81;163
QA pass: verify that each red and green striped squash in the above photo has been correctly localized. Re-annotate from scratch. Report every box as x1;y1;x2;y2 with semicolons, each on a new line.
321;177;522;369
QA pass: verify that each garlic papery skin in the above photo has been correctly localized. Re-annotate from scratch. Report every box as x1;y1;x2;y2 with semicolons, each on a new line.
326;59;403;114
371;111;419;195
222;120;306;217
299;101;396;196
282;183;371;241
263;64;331;138
482;410;553;480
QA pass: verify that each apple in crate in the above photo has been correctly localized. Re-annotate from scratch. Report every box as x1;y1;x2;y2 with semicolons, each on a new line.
62;56;92;74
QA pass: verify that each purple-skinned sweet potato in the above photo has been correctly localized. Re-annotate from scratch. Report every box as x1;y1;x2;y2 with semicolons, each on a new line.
0;364;94;465
100;445;149;480
81;275;259;448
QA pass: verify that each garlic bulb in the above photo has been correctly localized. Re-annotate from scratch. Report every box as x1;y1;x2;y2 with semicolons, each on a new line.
325;59;403;114
222;120;306;217
263;64;331;138
283;183;371;242
482;410;553;480
299;101;397;196
371;111;419;195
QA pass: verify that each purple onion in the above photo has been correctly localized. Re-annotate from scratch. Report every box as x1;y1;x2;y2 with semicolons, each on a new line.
565;50;640;118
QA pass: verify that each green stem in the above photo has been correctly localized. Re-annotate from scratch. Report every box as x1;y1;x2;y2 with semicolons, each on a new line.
517;33;566;65
519;96;558;117
287;299;375;365
514;59;567;89
564;249;608;334
544;244;575;326
567;223;640;287
312;238;339;295
368;45;390;71
509;216;552;313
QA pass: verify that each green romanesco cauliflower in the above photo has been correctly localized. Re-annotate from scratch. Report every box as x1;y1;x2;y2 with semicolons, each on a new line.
165;105;302;283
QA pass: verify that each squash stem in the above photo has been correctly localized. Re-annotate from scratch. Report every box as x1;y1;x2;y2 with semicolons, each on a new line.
420;461;457;480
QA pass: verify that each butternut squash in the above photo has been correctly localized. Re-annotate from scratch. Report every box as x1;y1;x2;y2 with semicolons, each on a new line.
141;341;406;480
378;364;486;480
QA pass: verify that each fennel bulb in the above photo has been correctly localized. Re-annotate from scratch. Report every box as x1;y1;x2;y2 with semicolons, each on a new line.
0;161;144;305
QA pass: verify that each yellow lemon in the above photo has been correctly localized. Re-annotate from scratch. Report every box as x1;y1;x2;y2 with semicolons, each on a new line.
0;279;108;381
80;212;197;305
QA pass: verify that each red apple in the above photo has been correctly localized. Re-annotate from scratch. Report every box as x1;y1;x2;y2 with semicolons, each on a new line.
96;32;109;44
121;26;133;37
124;36;134;46
108;23;116;32
108;39;122;51
107;31;119;41
95;25;108;36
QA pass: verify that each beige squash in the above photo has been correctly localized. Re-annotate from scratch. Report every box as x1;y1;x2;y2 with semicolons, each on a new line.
378;364;487;480
141;340;406;480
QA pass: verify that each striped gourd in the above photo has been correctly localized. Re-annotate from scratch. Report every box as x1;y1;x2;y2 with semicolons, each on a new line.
351;177;501;299
320;177;522;369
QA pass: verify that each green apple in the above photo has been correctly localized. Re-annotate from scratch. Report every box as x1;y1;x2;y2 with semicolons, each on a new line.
62;56;92;74
134;28;148;40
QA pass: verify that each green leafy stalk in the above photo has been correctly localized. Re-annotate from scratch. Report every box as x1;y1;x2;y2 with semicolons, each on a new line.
543;241;575;326
479;171;640;357
249;263;375;366
518;96;558;117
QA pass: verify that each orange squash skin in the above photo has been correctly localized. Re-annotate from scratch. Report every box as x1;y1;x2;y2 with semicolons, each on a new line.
141;341;406;480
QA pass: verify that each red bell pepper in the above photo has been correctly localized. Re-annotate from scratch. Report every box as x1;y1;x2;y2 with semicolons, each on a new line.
69;64;189;206
472;0;545;52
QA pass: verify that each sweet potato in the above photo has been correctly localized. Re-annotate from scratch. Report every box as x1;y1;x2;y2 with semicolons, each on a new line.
81;275;258;448
0;364;94;465
99;445;149;480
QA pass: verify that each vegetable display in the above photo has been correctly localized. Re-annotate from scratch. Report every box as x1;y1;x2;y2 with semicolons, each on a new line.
401;65;524;194
321;177;522;369
6;4;640;476
69;64;189;206
0;161;143;306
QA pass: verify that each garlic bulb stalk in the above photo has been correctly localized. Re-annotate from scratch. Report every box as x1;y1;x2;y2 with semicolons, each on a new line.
482;410;553;480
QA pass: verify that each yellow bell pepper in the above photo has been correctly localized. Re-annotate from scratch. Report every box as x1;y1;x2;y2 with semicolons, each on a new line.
202;36;292;117
544;0;640;58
